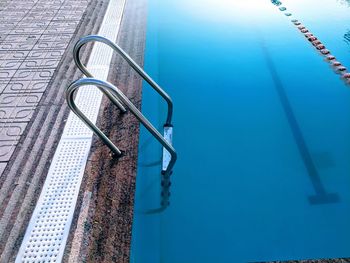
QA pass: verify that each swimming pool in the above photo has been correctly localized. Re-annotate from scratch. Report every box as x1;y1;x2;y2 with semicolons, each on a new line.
131;0;350;262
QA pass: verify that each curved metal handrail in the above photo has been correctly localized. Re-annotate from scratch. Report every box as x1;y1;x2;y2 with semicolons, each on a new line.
73;35;173;126
65;84;123;157
66;78;177;179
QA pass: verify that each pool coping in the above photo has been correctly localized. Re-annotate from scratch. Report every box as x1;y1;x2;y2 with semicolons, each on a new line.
63;0;148;261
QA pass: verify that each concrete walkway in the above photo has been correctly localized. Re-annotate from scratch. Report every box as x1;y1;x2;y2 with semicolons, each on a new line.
0;0;87;173
0;0;110;261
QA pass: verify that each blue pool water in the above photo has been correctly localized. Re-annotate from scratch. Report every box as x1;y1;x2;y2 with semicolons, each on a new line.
131;0;350;262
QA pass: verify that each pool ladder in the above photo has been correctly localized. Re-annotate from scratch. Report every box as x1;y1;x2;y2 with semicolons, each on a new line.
66;35;177;212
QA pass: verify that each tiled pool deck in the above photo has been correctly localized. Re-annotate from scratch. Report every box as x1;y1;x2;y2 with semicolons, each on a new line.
0;0;88;171
0;0;349;262
0;0;107;261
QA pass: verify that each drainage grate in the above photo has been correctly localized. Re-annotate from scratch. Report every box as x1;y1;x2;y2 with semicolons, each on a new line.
15;0;126;262
17;139;91;263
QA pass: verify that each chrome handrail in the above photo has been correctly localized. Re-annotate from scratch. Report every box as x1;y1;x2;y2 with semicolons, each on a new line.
66;78;177;180
73;35;173;126
66;83;123;157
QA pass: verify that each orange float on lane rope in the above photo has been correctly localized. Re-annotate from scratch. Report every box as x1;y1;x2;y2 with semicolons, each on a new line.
273;3;349;87
326;55;336;60
316;44;325;50
342;73;350;79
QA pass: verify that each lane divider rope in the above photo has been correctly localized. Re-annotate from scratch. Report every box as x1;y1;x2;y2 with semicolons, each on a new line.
271;0;350;84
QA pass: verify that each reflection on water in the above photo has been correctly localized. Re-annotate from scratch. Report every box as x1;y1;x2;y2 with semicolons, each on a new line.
344;30;350;45
337;0;350;6
333;0;350;53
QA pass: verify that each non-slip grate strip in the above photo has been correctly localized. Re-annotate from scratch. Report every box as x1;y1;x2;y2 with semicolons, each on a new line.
15;0;126;262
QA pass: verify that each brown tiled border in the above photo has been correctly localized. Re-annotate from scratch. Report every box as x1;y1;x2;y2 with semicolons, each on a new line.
64;0;147;262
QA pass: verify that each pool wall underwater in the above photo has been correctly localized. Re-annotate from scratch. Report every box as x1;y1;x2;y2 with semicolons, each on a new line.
131;0;350;262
